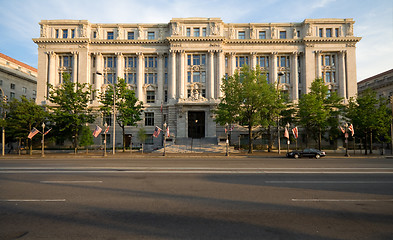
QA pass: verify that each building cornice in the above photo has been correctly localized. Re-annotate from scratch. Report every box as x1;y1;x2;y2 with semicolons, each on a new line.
303;36;362;43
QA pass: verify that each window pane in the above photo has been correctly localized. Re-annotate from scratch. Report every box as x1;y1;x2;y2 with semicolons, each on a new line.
238;31;245;39
279;31;286;39
194;28;200;37
259;31;266;39
107;32;114;39
128;32;134;40
193;72;200;82
193;55;200;65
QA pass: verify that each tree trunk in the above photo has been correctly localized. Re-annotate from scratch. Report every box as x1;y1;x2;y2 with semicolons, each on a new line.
268;126;272;152
318;128;322;150
74;131;78;154
29;139;32;155
364;133;368;155
248;125;253;154
370;131;373;154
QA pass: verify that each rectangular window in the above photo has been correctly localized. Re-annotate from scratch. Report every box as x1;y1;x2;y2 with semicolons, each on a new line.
164;56;168;68
127;32;134;40
194;28;200;37
201;71;206;83
193;55;200;65
259;31;266;39
201;54;206;65
146;91;155;103
335;28;339;37
10;92;15;99
104;73;115;84
186;28;191;37
104;56;117;68
10;83;15;89
56;29;59;38
144;73;156;84
193;72;200;82
145;56;157;68
93;31;97;39
164;90;168;102
148;32;155;40
145;112;154;126
325;72;331;82
71;29;75;38
325;55;330;66
319;28;323;37
165;73;168;84
62;29;68;38
126;57;137;68
326;28;332;37
22;87;27;93
297;31;300;37
332;72;336;82
187;72;191;82
202;28;207;37
236;56;249;68
125;73;136;84
107;32;114;39
279;31;286;39
238;31;245;39
187;55;192;65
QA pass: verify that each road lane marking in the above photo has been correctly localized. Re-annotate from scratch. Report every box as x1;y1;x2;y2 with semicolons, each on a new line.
292;199;393;202
0;199;66;202
266;181;393;183
40;181;103;184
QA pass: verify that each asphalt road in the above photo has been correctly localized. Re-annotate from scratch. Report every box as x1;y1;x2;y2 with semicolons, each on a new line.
1;157;393;240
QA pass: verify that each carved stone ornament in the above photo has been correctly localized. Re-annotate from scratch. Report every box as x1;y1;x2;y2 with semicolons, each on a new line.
210;22;221;36
192;65;200;71
229;26;235;39
171;22;182;35
186;83;206;102
306;23;312;36
40;24;47;37
80;24;87;38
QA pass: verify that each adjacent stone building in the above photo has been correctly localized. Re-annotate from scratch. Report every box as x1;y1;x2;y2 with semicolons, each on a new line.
358;69;393;98
0;53;37;101
33;18;361;148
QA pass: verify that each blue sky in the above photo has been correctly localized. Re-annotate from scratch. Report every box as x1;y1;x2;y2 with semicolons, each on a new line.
0;0;391;81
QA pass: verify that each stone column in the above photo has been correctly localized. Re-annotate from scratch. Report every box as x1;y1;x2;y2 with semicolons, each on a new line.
251;52;257;69
179;51;185;99
95;53;103;93
270;52;278;84
217;50;224;98
47;51;56;86
291;52;299;101
345;47;357;99
168;50;176;100
231;53;236;76
72;51;78;83
315;50;322;79
137;52;144;102
157;53;164;105
208;50;215;99
116;52;123;82
338;50;347;100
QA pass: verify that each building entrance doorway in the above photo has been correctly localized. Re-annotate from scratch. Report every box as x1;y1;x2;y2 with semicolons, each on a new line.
188;111;205;138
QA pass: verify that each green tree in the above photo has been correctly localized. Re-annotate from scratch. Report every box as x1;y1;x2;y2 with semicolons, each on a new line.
100;78;143;152
215;65;278;153
346;88;391;154
5;96;47;155
297;78;343;150
137;127;147;154
79;125;94;153
47;73;96;153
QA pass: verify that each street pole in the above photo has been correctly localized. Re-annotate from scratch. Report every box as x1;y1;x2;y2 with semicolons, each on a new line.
163;122;167;156
345;123;350;157
112;81;116;155
225;123;229;156
41;122;45;157
277;72;284;155
104;122;107;157
1;88;7;156
286;123;290;153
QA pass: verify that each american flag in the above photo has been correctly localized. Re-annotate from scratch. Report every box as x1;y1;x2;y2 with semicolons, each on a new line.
292;127;298;139
166;126;170;138
27;127;40;139
153;126;161;138
340;126;346;134
44;128;52;136
104;126;110;134
348;124;354;136
92;125;102;138
284;127;289;139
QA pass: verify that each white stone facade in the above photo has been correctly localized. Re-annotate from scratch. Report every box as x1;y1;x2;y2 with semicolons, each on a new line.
33;18;361;148
0;53;37;101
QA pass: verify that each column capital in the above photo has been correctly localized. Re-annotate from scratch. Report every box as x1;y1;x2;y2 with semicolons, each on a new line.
251;52;257;55
270;52;278;56
46;51;55;56
314;50;323;54
71;51;79;55
93;52;102;56
115;52;123;56
136;52;144;56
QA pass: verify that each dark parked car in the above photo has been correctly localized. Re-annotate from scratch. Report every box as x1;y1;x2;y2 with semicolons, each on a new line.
286;148;326;159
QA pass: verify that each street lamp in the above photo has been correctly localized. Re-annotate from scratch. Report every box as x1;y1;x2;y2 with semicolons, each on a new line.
163;122;167;156
0;88;7;156
104;122;108;156
41;122;45;157
225;123;229;156
277;72;284;154
286;122;290;153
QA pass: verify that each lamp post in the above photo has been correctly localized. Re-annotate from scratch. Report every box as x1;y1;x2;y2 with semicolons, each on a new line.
41;122;45;157
112;80;116;155
344;123;350;157
225;123;229;156
286;122;290;153
104;122;107;156
163;122;167;156
277;72;284;154
0;88;7;156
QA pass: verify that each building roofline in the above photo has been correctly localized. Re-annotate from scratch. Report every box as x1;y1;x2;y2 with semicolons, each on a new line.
0;52;37;73
358;68;393;85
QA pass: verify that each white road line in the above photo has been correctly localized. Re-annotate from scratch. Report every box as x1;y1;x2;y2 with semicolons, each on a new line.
0;199;66;202
266;181;393;183
40;181;103;183
292;199;393;202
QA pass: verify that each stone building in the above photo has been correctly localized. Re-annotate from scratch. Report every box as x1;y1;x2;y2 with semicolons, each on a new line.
33;18;361;149
358;69;393;99
0;53;37;101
